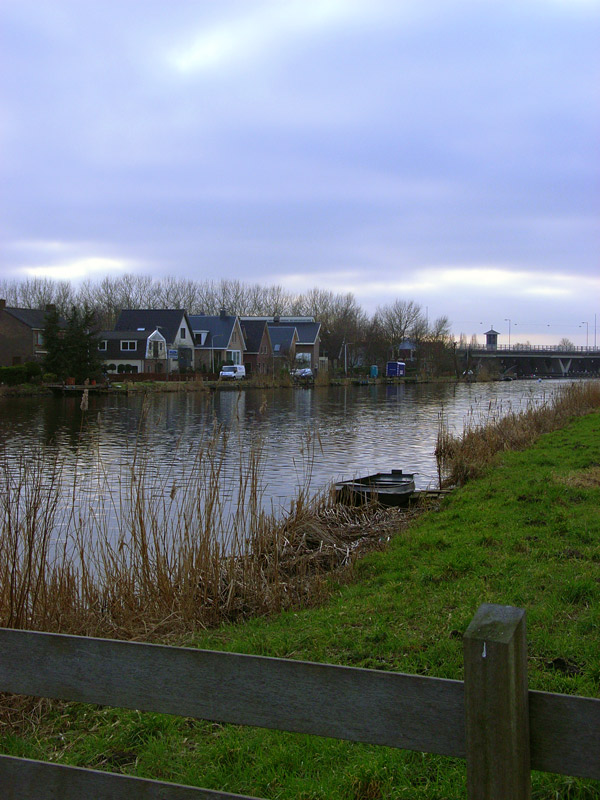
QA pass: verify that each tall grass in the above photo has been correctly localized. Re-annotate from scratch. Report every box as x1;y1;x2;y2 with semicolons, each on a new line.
0;414;410;639
435;380;600;486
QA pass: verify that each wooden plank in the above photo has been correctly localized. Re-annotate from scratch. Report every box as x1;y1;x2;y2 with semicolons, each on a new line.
464;604;531;799
0;755;262;800
1;628;598;780
529;691;600;780
0;628;465;758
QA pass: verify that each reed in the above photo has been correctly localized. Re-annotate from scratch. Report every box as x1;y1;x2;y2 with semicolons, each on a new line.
435;380;600;486
0;415;408;640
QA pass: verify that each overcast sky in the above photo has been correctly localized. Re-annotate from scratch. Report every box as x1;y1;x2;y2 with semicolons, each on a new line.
1;0;598;344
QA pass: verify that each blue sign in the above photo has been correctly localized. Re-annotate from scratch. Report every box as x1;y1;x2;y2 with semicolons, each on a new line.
168;349;178;359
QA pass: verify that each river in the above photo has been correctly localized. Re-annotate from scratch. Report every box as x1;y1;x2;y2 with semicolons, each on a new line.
0;379;565;520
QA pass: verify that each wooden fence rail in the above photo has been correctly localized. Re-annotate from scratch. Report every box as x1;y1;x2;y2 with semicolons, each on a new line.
0;604;598;799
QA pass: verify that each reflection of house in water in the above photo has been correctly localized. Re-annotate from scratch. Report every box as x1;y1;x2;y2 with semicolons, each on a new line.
216;389;246;427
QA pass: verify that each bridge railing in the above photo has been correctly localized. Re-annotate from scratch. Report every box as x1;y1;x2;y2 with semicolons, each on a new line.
462;344;600;354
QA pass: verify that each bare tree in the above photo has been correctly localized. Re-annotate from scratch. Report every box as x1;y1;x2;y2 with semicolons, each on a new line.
558;337;575;350
375;299;424;357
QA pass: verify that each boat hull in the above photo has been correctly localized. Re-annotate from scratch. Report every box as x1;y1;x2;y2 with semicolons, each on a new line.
334;470;415;507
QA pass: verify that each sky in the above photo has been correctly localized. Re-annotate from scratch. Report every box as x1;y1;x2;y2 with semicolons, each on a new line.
1;0;599;345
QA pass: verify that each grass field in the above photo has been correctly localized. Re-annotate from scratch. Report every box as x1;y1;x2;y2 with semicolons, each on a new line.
1;408;599;798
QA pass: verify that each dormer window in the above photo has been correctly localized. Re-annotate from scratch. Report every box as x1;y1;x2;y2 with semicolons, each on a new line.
121;340;137;351
98;340;107;351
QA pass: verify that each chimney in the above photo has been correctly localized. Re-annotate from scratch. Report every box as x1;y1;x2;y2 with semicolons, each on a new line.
219;308;227;320
273;316;280;324
0;299;5;310
45;303;56;312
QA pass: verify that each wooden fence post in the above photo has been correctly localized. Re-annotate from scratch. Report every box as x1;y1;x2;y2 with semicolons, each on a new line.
463;603;531;800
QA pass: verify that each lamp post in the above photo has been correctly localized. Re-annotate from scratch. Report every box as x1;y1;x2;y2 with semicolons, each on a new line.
504;318;511;349
580;322;589;347
344;342;353;376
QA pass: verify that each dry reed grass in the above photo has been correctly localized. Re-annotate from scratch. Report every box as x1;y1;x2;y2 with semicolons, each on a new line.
0;413;416;641
435;380;600;487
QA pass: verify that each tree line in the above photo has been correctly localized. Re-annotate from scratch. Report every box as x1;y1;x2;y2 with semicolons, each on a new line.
2;274;454;373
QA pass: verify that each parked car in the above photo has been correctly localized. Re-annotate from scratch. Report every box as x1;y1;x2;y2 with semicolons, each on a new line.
219;365;246;380
292;368;313;379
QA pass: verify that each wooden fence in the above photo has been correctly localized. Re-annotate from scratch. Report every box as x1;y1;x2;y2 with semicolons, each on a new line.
0;604;598;799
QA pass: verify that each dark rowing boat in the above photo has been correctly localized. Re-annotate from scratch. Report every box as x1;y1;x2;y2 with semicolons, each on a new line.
334;469;415;507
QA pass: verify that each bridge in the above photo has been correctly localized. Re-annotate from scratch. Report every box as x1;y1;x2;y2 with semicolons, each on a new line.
458;344;600;378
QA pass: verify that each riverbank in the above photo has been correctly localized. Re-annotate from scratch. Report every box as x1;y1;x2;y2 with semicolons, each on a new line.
1;400;599;797
0;371;522;397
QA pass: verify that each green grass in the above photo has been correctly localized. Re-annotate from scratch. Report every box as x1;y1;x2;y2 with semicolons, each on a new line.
2;411;599;798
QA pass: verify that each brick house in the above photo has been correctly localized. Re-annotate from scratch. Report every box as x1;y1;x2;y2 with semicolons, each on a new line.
240;319;272;375
0;299;64;367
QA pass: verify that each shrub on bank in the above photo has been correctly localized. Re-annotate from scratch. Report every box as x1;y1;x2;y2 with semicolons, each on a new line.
0;362;42;386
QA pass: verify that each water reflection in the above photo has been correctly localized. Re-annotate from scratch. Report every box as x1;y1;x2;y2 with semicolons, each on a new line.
0;379;568;519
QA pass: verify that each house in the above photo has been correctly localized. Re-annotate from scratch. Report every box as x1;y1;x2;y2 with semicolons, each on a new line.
267;324;298;369
0;300;64;367
98;328;168;375
188;310;246;373
241;317;321;370
240;319;272;375
112;309;195;372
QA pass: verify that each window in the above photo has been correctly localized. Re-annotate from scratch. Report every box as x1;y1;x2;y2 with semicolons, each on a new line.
180;328;186;339
226;350;241;364
34;331;44;346
121;340;137;351
98;340;107;351
149;341;164;358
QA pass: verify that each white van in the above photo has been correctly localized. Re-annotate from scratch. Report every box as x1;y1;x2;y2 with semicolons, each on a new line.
219;365;246;380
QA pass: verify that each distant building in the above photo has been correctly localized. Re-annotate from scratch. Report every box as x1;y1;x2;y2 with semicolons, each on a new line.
484;328;499;351
0;300;64;367
111;309;194;372
240;316;321;370
98;328;168;374
240;319;272;375
267;324;298;368
188;310;246;372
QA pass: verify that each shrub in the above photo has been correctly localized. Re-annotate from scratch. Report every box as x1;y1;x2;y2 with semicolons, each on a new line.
0;363;42;386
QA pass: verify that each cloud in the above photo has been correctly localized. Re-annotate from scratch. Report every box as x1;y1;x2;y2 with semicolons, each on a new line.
22;257;131;282
5;241;134;282
168;0;379;73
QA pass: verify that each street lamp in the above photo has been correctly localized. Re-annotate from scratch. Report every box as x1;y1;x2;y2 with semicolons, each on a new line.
504;318;511;349
344;342;353;376
580;321;589;347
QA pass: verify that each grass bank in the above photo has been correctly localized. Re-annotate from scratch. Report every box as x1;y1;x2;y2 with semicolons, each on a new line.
2;403;599;798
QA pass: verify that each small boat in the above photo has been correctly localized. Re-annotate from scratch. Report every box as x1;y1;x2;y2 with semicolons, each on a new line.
334;469;416;507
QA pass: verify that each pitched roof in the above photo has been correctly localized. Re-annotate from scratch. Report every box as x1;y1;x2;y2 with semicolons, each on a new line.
289;320;320;345
240;316;320;345
99;330;157;341
3;307;64;329
268;325;297;354
188;314;241;348
114;309;188;343
240;320;268;354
